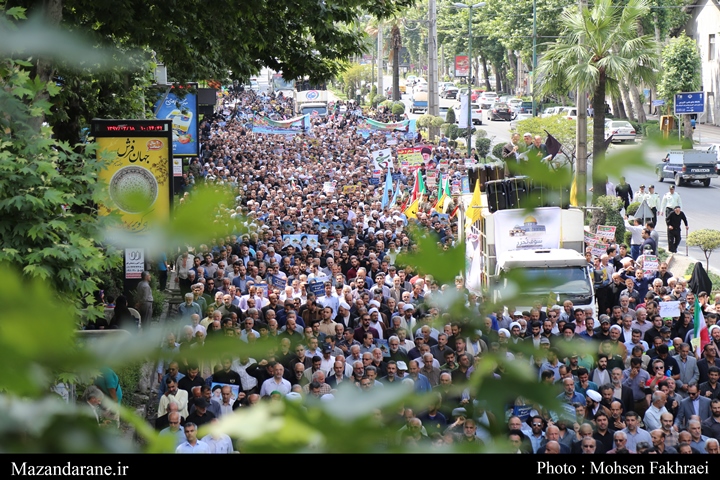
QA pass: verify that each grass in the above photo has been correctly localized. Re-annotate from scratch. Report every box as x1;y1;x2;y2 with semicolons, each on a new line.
685;262;720;294
328;86;348;101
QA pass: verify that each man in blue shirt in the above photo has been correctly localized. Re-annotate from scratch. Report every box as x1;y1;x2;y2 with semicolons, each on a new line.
557;377;585;405
407;360;433;393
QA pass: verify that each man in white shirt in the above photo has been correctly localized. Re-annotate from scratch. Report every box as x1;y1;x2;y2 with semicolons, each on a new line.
232;356;258;394
158;379;189;418
259;363;292;396
201;418;234;453
176;422;211;453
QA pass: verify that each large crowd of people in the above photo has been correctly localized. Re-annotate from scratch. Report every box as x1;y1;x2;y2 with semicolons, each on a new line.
142;89;720;454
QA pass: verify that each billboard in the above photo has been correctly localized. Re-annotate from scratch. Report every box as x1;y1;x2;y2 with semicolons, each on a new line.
92;119;173;236
153;85;199;157
455;55;469;77
493;207;562;257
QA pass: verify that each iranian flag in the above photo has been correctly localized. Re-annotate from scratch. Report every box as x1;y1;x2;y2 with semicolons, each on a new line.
694;296;710;357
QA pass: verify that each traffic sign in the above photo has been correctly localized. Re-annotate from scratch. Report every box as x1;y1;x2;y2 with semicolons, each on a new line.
674;92;704;114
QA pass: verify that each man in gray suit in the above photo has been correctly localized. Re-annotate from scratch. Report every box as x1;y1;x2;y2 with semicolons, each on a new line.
673;342;699;396
675;384;712;430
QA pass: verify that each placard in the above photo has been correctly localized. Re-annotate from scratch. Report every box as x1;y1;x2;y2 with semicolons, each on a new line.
308;276;329;296
372;148;393;171
640;254;658;275
596;225;616;241
124;248;144;279
282;234;319;250
584;232;599;246
271;275;287;289
659;301;681;318
323;182;336;194
591;243;609;258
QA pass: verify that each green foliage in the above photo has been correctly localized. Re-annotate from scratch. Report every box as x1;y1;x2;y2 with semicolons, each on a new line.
445;105;456;124
657;33;702;112
514;110;591;161
687;229;720;272
626;201;640;216
372;95;387;107
431;116;445;128
475;137;492;158
116;361;144;404
590;195;626;243
0;57;122;323
416;114;434;129
341;63;373;98
475;128;488;139
445;124;459;140
492;142;505;159
536;0;659;200
391;101;405;116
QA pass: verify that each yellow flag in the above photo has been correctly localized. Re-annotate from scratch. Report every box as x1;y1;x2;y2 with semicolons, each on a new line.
570;173;578;206
435;193;448;213
404;198;420;219
465;179;483;228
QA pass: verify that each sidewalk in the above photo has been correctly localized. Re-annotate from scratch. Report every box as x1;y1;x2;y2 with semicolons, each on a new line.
645;113;720;145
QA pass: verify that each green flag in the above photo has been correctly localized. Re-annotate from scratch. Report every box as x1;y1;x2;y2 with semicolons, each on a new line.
445;174;452;197
418;168;426;195
437;172;443;202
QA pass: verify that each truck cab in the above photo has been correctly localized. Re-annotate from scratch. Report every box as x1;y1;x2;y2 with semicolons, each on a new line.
494;249;595;314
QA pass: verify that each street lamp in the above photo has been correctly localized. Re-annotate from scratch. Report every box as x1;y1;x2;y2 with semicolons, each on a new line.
453;2;486;157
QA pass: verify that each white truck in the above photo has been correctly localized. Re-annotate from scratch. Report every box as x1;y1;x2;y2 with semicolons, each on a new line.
294;90;329;117
463;192;595;313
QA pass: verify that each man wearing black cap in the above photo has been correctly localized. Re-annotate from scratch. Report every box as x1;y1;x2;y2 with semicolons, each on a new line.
185;398;216;428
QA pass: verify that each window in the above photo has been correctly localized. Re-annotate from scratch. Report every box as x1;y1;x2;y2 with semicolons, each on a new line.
710;34;716;61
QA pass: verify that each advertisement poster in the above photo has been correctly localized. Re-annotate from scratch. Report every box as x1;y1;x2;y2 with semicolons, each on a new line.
124;248;144;279
455;55;469;77
492;207;562;257
96;136;172;235
154;89;199;156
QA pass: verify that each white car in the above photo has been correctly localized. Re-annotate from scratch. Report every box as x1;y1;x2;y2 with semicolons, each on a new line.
439;82;456;93
479;91;498;103
540;106;567;118
604;120;636;143
510;113;533;130
559;106;578;120
413;83;429;94
452;102;483;125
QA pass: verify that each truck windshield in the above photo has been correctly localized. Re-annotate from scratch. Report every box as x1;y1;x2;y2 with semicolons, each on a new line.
502;267;592;297
301;106;327;116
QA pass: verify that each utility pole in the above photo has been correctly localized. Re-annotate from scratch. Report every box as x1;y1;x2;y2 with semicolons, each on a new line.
428;0;439;117
531;0;537;116
377;22;384;96
575;0;588;207
440;43;445;79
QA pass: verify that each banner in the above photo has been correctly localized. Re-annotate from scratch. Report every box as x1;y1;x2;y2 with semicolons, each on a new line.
584;232;599;246
282;234;319;250
372;148;393;170
357;118;417;138
493;207;562;257
398;145;432;167
639;254;659;275
455;55;469;77
458;93;470;129
94;124;173;236
308;276;330;296
271;275;287;289
154;88;199;156
252;114;311;136
591;242;609;258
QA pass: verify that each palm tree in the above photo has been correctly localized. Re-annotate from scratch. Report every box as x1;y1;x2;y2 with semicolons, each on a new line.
390;23;402;102
537;0;659;202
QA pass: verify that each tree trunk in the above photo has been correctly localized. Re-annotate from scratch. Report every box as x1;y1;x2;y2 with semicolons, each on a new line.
494;63;502;93
683;114;694;143
629;83;647;123
391;24;401;102
591;77;608;203
481;57;491;91
613;95;627;120
620;82;635;121
31;0;64;132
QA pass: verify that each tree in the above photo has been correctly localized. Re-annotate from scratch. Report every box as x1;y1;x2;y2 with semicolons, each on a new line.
0;55;122;322
657;33;702;142
341;63;373;101
514;115;593;170
390;23;402;101
687;229;720;272
445;105;456;125
537;0;659;203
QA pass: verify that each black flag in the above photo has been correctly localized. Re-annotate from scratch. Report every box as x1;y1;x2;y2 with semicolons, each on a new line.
543;130;562;159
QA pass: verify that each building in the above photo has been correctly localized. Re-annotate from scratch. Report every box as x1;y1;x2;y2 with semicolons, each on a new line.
684;0;720;126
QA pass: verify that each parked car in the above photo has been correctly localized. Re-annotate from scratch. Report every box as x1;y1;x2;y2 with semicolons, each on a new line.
604;120;636;143
479;91;498;103
452;102;484;125
439;82;456;93
540;106;567;118
559;106;578;120
510;113;533;130
517;101;533;114
490;102;513;121
441;86;459;99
